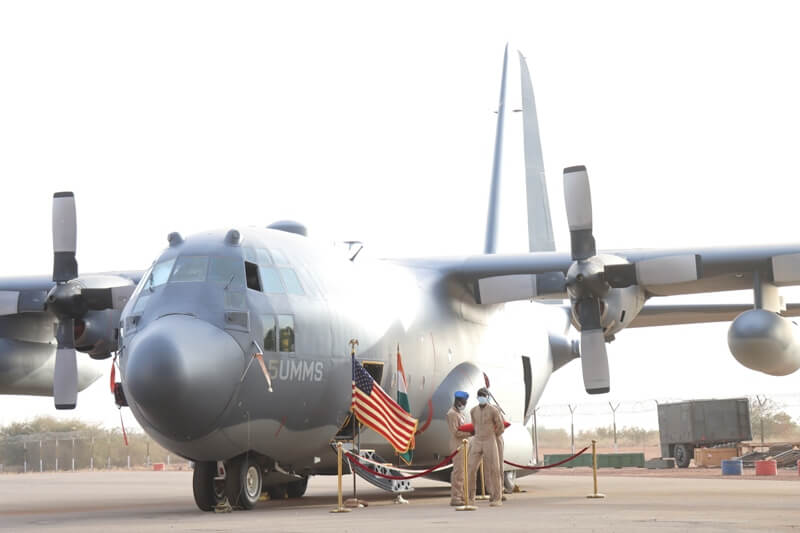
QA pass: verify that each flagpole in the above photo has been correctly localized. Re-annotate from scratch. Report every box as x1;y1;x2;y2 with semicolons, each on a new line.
349;339;361;508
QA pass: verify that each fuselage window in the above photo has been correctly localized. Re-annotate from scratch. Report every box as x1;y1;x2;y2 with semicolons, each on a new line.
279;268;304;296
170;256;209;282
270;249;289;265
262;315;277;352
209;256;245;288
278;315;295;352
245;262;261;291
148;258;175;289
259;266;286;294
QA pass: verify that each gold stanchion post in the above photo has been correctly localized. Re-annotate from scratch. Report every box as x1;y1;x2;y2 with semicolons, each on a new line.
330;442;351;513
586;440;605;499
456;439;477;511
476;458;489;500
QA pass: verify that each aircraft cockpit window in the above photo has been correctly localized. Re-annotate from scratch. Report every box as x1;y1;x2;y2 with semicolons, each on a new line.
209;256;245;288
147;258;176;290
279;268;304;295
270;249;289;265
278;315;295;352
258;267;286;294
244;248;273;266
256;249;273;266
170;256;209;282
262;315;277;352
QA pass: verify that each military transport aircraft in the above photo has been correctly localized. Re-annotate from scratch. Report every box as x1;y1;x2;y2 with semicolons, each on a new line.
3;46;800;511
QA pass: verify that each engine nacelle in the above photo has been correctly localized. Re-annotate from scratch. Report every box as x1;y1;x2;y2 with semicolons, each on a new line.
728;309;800;376
75;309;119;360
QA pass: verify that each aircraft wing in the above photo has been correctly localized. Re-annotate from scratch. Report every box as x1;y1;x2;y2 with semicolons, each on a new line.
395;243;800;301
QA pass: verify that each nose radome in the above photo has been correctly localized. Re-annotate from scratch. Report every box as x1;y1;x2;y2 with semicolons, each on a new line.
124;315;244;441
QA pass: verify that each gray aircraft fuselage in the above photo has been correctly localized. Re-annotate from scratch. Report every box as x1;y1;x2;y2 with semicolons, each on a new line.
119;226;557;474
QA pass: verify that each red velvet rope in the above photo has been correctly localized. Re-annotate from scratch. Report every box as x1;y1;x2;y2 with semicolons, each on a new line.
344;449;460;481
503;445;590;470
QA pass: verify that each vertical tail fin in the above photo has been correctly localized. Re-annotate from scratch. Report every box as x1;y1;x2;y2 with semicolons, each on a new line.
483;46;556;255
519;52;555;252
483;44;509;254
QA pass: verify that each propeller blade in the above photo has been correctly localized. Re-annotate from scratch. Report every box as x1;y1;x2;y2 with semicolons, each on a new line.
54;319;77;409
52;192;78;282
83;285;136;311
54;348;78;409
0;289;49;315
604;254;702;288
576;298;610;394
604;263;637;288
580;329;610;394
563;166;595;260
635;254;702;286
0;291;19;316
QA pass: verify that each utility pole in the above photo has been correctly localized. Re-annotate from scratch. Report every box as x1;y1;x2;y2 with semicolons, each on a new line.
756;395;767;446
609;402;620;452
568;404;577;454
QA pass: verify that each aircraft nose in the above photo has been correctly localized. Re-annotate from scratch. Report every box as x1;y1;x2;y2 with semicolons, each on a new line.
124;315;244;441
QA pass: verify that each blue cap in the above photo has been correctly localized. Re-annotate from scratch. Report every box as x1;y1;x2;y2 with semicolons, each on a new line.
454;391;468;400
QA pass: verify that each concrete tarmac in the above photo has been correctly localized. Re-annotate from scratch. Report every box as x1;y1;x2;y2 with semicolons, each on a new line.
1;469;800;532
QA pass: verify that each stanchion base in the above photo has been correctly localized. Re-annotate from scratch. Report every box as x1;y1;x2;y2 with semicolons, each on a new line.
345;498;367;508
330;507;352;513
455;505;478;511
476;495;490;501
586;493;606;499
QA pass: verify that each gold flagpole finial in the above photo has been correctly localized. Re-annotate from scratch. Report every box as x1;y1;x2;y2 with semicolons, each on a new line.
349;338;359;356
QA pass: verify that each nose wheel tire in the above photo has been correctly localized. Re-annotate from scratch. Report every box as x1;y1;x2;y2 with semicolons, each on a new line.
192;461;225;512
225;455;263;510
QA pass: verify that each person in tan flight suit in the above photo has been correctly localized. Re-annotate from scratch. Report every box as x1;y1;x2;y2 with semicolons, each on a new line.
447;390;471;506
495;406;508;499
467;387;505;506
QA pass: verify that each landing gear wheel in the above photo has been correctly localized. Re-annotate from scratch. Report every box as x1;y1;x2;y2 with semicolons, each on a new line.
225;455;263;510
287;476;308;498
267;484;288;500
674;444;693;468
192;461;224;511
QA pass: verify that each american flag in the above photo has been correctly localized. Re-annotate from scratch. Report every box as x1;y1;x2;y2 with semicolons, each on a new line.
351;356;418;454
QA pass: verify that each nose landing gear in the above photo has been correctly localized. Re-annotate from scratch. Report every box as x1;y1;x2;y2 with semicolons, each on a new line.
192;455;263;512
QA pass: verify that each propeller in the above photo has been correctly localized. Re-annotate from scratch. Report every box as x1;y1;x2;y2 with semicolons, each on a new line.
561;167;701;394
0;192;134;409
562;166;609;394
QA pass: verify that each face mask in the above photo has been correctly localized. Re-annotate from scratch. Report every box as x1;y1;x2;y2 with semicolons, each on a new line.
477;396;488;406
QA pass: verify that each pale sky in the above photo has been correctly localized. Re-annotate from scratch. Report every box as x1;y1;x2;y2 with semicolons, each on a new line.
1;1;800;432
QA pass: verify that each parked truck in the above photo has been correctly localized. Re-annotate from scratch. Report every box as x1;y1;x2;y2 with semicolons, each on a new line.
657;398;752;468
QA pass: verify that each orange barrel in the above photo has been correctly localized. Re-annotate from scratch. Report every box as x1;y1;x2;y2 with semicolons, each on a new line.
755;460;777;476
